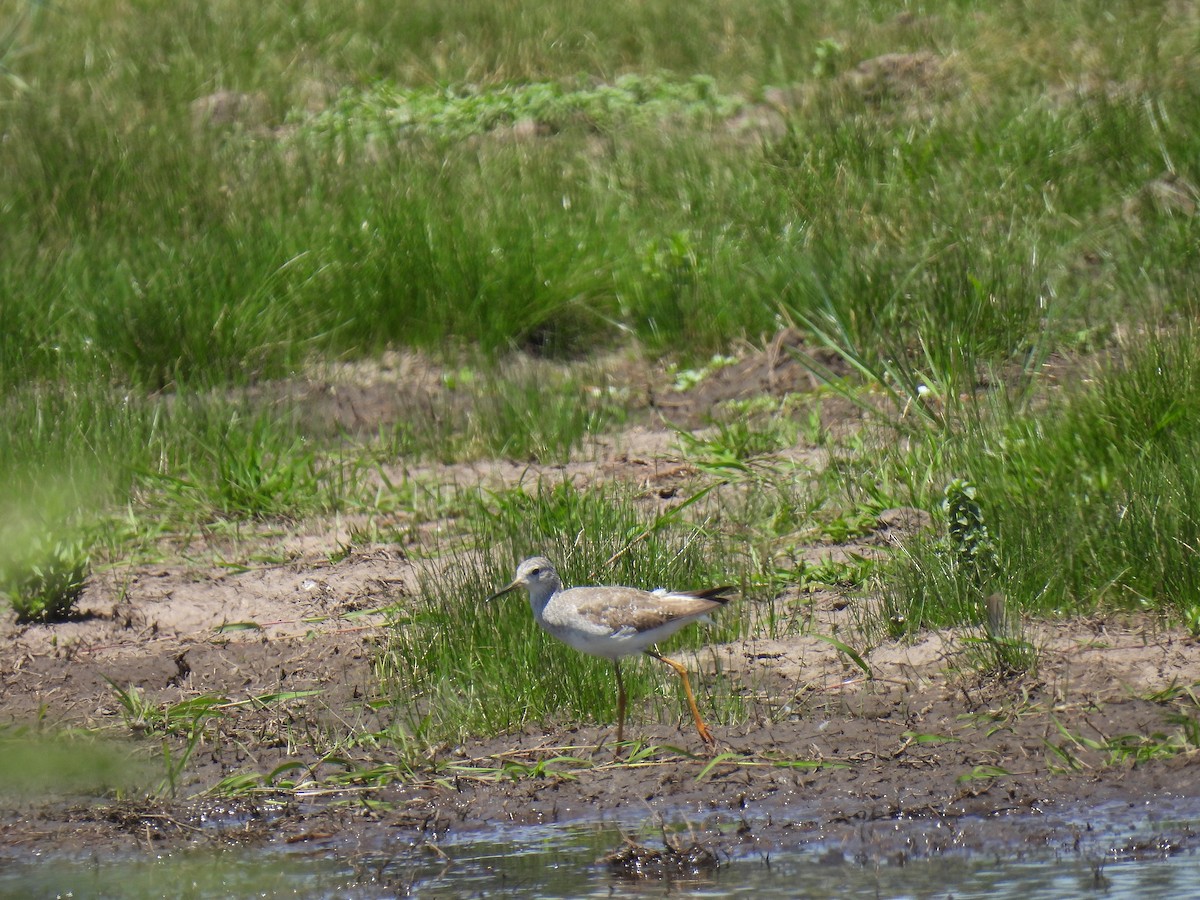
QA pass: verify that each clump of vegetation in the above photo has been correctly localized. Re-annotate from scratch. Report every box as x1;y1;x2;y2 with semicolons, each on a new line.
943;479;994;578
304;74;743;141
376;480;749;745
2;536;91;624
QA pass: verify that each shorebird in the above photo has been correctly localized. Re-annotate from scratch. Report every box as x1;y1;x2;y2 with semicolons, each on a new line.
486;556;734;746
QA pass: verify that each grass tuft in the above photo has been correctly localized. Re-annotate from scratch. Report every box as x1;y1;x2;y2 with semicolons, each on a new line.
376;481;743;744
1;534;91;624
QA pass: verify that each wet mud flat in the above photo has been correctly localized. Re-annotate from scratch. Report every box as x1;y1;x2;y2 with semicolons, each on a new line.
0;757;1198;898
1;615;1198;890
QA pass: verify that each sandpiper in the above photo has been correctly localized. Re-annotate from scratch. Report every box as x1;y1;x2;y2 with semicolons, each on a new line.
486;556;734;745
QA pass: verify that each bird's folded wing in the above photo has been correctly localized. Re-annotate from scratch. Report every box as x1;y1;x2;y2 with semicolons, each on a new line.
569;587;724;634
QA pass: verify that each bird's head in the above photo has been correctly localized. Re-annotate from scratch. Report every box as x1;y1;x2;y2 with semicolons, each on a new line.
485;555;559;601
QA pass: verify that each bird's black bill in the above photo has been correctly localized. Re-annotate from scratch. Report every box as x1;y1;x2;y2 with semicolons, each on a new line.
485;582;518;603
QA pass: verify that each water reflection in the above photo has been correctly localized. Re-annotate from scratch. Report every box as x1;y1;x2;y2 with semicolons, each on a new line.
1;802;1197;898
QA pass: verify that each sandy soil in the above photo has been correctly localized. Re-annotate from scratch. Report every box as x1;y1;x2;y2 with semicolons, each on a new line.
2;335;1199;875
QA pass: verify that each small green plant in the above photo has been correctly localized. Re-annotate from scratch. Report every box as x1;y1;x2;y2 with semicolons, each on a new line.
939;480;1039;676
810;632;873;678
209;432;321;519
643;231;705;292
376;364;625;465
144;420;325;522
668;354;738;393
819;508;880;544
790;555;876;591
957;764;1013;783
811;39;844;78
2;536;90;624
641;230;710;342
448;754;593;783
474;374;621;463
961;630;1039;680
108;683;233;796
109;683;229;738
943;479;995;579
1185;604;1200;639
674;418;795;476
1048;707;1200;771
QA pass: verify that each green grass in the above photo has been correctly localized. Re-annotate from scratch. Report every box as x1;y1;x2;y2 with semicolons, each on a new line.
1046;688;1200;772
381;360;628;464
4;0;1200;756
6;4;1199;393
307;74;743;141
878;327;1200;636
0;534;90;624
377;481;752;745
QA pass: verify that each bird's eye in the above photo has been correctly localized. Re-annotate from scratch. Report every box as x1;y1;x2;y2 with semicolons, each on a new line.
530;567;542;576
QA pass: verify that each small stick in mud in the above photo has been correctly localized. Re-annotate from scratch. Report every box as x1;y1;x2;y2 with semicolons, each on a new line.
486;556;734;746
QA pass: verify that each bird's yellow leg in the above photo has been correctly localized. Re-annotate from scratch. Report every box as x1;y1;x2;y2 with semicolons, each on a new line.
646;651;715;745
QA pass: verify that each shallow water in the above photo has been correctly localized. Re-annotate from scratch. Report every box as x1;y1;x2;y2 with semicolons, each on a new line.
3;798;1198;899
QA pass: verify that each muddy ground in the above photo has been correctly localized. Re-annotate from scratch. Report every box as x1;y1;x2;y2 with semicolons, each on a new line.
1;337;1199;879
